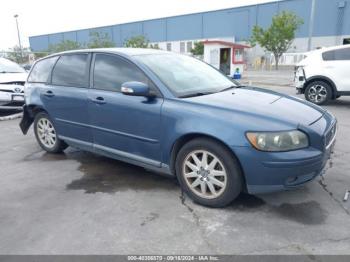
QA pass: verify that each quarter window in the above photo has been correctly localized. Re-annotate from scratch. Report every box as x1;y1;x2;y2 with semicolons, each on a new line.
27;56;58;83
93;54;148;92
322;48;350;61
51;54;89;87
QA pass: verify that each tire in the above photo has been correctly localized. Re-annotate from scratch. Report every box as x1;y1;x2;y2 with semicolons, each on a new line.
175;138;243;207
304;80;332;105
34;112;68;153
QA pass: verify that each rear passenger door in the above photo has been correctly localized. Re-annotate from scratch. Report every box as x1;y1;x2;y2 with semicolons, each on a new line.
41;53;93;145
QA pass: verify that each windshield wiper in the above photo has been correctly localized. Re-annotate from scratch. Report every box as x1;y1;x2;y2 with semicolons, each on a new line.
219;84;246;92
179;92;215;98
0;71;21;73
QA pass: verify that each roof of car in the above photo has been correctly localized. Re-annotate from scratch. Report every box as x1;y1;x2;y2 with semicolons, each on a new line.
51;48;170;57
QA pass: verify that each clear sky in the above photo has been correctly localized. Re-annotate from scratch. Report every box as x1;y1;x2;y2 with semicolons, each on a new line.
0;0;279;50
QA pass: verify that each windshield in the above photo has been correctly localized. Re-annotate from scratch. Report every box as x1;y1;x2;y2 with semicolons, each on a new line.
0;58;26;73
135;53;237;97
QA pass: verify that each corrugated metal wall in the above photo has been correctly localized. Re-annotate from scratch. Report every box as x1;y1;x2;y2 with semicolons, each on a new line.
29;0;349;51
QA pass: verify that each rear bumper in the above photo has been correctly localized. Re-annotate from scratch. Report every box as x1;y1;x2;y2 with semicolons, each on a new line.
232;141;335;194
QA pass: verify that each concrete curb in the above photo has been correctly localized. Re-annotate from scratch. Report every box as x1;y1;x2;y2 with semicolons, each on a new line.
0;113;22;121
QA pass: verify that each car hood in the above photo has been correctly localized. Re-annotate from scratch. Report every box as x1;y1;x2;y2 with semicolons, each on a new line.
184;87;325;127
0;72;27;83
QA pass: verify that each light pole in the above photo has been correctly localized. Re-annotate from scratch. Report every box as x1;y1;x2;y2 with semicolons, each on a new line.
307;0;316;51
14;14;24;62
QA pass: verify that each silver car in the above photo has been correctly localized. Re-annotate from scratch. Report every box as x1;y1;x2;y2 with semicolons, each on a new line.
0;57;27;110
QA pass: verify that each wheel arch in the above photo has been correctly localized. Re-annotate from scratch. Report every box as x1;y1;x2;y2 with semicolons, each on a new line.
27;104;48;118
304;76;338;99
169;133;247;190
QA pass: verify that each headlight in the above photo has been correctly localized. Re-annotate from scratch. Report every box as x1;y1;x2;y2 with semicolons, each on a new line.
246;130;309;152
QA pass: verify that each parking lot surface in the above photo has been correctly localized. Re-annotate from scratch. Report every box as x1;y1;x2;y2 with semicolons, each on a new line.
0;85;349;255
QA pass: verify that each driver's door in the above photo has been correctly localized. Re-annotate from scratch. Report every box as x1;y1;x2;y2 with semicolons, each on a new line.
88;53;163;166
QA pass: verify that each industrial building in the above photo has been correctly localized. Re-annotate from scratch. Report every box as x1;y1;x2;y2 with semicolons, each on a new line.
29;0;349;68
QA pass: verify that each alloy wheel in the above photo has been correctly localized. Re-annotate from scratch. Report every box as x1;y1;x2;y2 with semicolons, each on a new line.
182;150;227;199
308;84;327;104
37;118;57;149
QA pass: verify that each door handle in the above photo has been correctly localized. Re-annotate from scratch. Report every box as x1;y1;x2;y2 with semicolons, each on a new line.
44;90;55;97
90;96;106;104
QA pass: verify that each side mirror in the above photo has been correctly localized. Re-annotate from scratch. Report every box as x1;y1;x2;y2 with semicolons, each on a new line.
121;81;151;97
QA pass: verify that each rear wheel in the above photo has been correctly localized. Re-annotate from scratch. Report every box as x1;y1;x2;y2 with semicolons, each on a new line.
34;112;68;153
305;81;332;105
176;138;242;207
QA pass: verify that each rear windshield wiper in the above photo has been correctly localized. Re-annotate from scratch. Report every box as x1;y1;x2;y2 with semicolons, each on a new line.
179;92;215;98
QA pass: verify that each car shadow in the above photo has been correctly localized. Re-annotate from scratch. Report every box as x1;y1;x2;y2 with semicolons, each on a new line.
23;148;328;225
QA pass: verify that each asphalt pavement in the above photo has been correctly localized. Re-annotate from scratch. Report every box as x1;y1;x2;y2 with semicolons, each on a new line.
0;85;349;255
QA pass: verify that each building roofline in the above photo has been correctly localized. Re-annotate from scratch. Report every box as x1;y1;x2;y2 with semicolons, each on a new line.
30;0;286;38
202;40;251;49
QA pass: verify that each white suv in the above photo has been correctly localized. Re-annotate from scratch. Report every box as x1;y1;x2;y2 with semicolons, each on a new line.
295;45;350;105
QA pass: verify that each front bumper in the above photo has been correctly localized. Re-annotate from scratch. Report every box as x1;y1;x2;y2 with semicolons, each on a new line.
233;116;337;194
234;144;334;194
0;92;24;110
294;67;306;93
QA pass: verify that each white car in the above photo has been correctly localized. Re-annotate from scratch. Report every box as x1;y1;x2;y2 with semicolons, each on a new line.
295;45;350;105
0;57;27;110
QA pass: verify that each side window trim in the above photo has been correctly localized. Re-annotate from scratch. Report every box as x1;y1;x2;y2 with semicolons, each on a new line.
48;55;61;85
91;52;163;97
50;53;92;88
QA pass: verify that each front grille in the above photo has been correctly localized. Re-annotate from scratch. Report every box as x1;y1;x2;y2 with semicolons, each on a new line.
0;81;25;86
325;123;337;149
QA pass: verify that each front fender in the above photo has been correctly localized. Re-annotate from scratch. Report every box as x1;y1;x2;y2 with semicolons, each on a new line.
160;100;252;165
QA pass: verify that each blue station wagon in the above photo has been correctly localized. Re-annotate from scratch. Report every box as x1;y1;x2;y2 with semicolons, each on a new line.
20;48;337;207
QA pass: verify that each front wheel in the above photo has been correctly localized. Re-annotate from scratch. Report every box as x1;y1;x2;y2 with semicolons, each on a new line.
176;138;243;207
34;112;68;153
305;81;332;105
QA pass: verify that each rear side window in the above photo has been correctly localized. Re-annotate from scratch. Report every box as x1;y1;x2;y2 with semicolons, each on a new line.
93;54;148;92
27;56;58;83
322;48;350;61
52;54;89;87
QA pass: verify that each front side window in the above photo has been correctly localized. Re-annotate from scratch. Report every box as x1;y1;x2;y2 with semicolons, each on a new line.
51;54;89;87
322;47;350;61
135;53;236;97
27;56;58;83
93;54;148;92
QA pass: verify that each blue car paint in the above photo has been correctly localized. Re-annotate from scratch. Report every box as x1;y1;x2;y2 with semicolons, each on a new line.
23;48;336;194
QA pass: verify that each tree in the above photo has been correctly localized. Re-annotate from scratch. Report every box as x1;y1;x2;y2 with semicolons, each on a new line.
6;45;30;64
190;42;204;56
250;11;303;70
48;40;83;53
124;35;150;48
87;31;115;48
